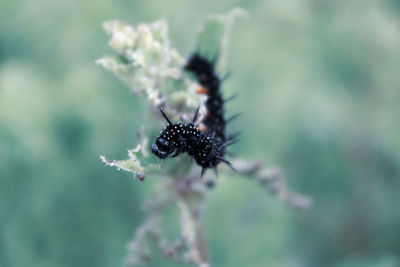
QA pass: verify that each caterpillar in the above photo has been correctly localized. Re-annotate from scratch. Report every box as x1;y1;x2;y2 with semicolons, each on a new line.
151;53;238;176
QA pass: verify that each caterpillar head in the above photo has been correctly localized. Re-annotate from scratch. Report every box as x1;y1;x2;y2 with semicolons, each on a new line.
152;110;178;159
151;136;174;159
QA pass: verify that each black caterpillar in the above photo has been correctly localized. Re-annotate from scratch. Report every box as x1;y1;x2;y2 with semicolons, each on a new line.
151;54;238;176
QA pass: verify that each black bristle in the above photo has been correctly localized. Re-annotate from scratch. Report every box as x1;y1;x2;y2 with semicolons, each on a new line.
224;93;238;103
160;109;173;125
192;107;200;124
226;113;240;124
220;71;232;83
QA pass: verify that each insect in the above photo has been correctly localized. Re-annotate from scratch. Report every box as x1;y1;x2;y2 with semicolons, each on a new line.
151;53;239;176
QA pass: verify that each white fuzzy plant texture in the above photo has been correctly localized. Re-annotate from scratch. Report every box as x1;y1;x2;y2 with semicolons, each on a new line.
98;9;312;267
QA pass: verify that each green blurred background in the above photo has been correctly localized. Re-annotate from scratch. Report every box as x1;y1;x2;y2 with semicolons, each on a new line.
1;0;400;266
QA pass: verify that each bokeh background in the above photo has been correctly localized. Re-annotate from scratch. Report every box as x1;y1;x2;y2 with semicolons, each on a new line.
1;0;400;266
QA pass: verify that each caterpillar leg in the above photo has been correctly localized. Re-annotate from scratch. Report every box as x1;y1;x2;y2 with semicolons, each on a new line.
171;150;180;158
201;167;207;177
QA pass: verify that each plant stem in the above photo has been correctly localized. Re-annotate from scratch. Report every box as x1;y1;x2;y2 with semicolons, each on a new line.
175;177;209;266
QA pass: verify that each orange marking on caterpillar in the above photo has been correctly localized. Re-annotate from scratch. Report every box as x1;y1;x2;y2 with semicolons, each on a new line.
198;123;207;132
196;86;209;95
204;110;211;119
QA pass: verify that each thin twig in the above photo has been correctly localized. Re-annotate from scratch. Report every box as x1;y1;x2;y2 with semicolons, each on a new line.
232;158;313;210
